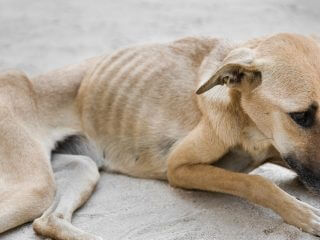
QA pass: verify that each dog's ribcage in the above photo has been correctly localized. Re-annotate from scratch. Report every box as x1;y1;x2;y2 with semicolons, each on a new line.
78;41;208;179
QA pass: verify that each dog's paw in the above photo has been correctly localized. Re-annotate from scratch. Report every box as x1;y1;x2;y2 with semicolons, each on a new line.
281;199;320;236
33;214;104;240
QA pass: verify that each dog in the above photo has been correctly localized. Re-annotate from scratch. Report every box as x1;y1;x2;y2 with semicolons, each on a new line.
1;33;320;239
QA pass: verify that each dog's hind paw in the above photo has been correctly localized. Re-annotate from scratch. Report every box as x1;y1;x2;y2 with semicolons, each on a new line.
33;214;103;240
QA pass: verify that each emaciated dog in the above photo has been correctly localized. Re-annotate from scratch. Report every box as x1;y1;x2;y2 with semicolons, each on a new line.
1;33;320;239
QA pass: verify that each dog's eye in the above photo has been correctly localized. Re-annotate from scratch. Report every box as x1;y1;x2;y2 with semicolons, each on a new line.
289;104;317;128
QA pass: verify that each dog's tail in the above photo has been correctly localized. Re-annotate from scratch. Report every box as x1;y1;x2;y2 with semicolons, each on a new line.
53;135;105;169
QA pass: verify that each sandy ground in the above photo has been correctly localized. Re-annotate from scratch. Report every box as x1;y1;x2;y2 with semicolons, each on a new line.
1;0;320;239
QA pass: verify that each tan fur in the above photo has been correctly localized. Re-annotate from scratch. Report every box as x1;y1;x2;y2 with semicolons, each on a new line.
1;33;320;239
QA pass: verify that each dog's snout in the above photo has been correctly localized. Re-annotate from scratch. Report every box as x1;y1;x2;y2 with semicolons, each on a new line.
284;154;320;194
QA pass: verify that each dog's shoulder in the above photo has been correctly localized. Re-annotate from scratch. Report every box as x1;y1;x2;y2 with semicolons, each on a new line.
168;36;223;66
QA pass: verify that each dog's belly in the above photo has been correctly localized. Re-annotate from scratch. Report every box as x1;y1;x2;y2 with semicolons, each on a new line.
101;136;178;179
77;40;208;179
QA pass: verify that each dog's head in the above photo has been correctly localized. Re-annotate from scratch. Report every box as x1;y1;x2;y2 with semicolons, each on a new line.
197;33;320;193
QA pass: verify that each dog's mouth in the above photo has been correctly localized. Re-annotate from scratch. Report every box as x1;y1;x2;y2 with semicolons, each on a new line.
284;154;320;195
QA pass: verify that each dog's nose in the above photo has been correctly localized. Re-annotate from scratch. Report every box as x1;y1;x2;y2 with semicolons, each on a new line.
284;154;320;194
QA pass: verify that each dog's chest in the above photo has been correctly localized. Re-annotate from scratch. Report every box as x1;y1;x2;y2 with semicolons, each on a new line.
241;126;273;164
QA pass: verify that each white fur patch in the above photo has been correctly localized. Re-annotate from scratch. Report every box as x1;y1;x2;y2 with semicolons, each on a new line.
271;112;294;154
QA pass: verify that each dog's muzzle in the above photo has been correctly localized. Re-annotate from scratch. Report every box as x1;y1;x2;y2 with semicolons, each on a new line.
284;154;320;195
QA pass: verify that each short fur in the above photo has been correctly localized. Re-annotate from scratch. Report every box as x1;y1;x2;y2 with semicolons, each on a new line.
1;33;320;239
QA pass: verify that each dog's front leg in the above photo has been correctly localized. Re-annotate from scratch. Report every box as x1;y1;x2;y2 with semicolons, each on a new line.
167;122;320;236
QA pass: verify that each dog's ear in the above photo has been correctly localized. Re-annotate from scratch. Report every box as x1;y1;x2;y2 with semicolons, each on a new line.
196;47;261;94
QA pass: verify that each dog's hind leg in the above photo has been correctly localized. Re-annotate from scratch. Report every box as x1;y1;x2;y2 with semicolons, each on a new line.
0;110;56;233
33;154;101;240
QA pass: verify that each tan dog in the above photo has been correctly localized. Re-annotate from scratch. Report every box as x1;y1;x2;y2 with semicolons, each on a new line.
1;33;320;239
